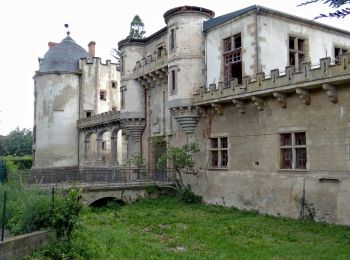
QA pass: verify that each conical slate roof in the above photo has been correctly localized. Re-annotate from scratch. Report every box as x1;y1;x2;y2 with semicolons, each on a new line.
39;36;91;73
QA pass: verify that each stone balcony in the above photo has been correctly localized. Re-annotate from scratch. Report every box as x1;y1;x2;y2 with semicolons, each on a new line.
77;111;121;130
133;49;168;87
194;54;350;110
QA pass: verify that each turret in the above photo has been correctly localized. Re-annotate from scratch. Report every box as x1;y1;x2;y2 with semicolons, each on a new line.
118;39;146;158
164;6;214;140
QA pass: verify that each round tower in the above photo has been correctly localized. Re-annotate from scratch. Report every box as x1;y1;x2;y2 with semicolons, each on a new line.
163;6;214;139
118;39;146;158
33;34;91;169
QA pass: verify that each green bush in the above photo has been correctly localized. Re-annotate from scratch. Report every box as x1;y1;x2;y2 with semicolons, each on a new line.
2;155;32;171
176;186;202;204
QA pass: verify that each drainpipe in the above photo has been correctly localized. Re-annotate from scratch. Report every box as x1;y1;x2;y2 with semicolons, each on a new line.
256;6;260;73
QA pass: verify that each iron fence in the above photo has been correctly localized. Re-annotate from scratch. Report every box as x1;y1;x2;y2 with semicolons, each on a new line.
20;167;176;187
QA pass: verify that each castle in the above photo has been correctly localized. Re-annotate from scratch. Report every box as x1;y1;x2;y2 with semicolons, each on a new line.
33;5;350;225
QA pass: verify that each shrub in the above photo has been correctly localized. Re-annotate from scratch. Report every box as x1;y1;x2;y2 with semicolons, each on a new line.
176;186;202;204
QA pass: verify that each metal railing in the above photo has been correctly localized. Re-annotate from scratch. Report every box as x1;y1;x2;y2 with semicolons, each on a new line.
22;168;176;187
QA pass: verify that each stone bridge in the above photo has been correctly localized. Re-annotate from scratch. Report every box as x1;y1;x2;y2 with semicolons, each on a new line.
28;167;176;205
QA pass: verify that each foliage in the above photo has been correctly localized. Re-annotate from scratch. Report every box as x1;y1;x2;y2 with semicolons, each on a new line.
128;15;146;39
51;188;83;239
110;48;121;70
176;186;202;204
298;0;350;18
40;197;350;259
2;155;32;170
0;127;32;157
150;135;166;146
0;180;52;235
157;143;199;187
127;152;146;168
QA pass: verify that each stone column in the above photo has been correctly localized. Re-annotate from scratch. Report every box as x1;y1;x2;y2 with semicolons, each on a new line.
96;137;104;166
111;136;118;166
84;140;90;165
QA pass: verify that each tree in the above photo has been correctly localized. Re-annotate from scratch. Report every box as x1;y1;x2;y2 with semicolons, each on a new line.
157;143;199;188
298;0;350;18
128;15;146;39
0;128;32;156
110;48;121;70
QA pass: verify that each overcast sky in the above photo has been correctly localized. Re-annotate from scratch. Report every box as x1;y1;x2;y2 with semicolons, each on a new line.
0;0;349;135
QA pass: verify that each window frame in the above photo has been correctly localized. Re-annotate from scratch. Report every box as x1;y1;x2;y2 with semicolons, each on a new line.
223;33;242;86
279;131;307;171
334;46;348;63
288;35;308;69
120;85;126;109
209;137;229;169
99;90;106;101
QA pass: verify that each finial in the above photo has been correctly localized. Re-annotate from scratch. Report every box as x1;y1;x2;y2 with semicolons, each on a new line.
64;24;70;36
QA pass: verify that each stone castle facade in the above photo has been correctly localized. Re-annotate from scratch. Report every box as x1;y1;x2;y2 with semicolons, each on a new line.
33;5;350;225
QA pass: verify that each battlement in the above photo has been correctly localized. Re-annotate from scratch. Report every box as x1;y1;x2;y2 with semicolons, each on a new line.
194;53;350;108
133;49;168;79
79;57;119;71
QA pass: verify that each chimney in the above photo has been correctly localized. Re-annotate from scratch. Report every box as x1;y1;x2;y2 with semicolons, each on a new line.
88;41;96;57
48;42;58;49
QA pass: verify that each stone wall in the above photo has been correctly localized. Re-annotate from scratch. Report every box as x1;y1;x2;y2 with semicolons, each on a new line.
0;231;47;260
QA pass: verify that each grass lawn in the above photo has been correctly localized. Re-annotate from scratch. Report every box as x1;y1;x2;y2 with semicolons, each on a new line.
71;198;350;259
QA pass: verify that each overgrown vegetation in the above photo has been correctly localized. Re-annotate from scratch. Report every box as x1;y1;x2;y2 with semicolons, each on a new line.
30;197;350;259
1;155;32;171
157;143;201;203
0;127;32;157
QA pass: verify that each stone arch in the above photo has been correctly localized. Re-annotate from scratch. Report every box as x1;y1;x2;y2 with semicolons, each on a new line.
96;128;112;166
88;196;126;207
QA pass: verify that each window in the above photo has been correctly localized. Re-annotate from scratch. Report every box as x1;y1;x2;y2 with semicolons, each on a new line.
157;46;164;58
111;82;117;88
210;137;228;168
170;28;175;50
280;132;307;170
120;55;125;74
102;141;106;150
100;90;106;101
335;47;348;63
223;33;242;85
86;111;92;117
289;36;307;68
170;70;176;93
120;87;126;109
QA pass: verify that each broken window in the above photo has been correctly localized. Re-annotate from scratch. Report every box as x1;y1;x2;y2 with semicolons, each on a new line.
170;28;175;50
289;36;307;69
223;33;242;85
100;90;106;101
280;132;307;170
335;47;348;63
210;137;228;168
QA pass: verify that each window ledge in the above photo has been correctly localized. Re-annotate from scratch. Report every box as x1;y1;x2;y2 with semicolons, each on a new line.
207;168;228;171
277;169;308;173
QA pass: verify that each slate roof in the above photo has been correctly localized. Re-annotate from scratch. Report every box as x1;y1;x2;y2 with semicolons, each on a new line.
203;5;257;32
39;36;91;73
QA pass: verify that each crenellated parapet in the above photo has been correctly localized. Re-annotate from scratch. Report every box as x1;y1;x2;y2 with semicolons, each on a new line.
79;57;119;71
194;54;350;110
